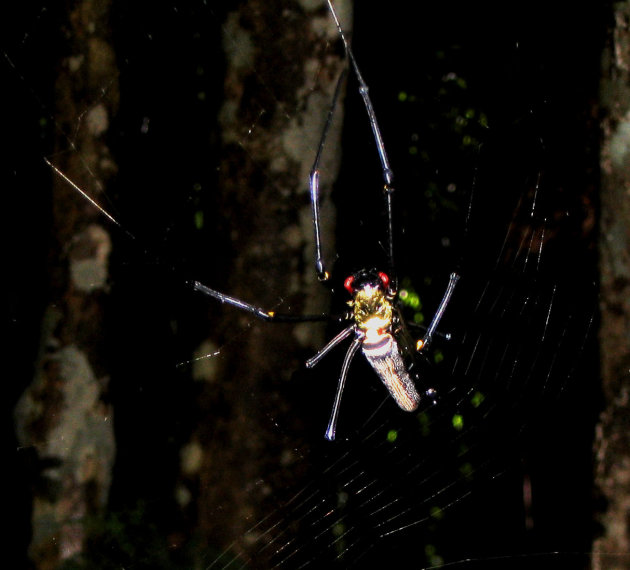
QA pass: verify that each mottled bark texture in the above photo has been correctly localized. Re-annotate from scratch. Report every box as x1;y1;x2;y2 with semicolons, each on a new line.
594;2;630;567
14;1;118;567
183;0;348;562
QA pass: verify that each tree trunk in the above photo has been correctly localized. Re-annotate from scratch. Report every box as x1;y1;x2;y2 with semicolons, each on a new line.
594;2;630;567
14;1;118;567
183;0;349;562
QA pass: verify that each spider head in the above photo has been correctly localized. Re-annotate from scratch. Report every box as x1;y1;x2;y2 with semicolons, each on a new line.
343;268;392;296
344;269;394;337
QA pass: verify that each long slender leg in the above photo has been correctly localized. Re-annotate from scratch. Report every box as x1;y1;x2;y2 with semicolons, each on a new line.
325;335;363;441
305;325;354;368
326;0;397;283
418;272;460;350
310;68;348;282
191;280;331;323
327;1;393;186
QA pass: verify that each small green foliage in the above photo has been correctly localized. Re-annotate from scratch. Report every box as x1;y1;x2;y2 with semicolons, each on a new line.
386;429;398;443
417;411;431;436
399;287;422;310
332;499;348;557
459;461;473;477
452;413;464;430
399;281;425;327
194;210;204;230
425;543;438;556
424;543;445;567
433;350;444;364
430;505;444;520
332;521;345;537
470;390;485;408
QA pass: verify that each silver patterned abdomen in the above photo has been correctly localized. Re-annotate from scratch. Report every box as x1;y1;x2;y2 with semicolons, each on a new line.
362;333;420;412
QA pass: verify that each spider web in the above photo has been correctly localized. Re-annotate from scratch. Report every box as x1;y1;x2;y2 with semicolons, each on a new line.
5;1;607;568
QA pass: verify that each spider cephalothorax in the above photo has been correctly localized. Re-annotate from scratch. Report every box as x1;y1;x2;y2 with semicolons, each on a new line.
344;270;394;339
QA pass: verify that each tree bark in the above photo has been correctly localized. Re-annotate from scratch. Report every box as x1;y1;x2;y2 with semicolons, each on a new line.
181;0;349;562
14;1;118;567
594;2;630;567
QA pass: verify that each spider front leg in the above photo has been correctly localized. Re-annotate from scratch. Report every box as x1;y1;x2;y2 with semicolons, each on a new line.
309;66;348;283
323;0;398;288
191;281;331;323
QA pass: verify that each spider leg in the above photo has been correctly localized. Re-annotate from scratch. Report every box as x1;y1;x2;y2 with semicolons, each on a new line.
325;334;363;441
305;325;354;368
191;280;331;323
417;272;460;351
326;0;396;285
310;67;348;283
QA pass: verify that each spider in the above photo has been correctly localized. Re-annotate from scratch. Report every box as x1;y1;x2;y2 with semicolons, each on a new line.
191;0;459;441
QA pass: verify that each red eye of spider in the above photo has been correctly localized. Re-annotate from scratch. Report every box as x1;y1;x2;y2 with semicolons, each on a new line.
344;276;355;294
378;272;390;289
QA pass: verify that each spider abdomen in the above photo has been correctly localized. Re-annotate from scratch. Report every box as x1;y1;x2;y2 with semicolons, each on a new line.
362;333;420;412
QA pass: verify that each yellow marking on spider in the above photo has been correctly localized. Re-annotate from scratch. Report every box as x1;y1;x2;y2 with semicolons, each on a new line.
416;339;425;351
353;286;393;331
